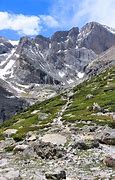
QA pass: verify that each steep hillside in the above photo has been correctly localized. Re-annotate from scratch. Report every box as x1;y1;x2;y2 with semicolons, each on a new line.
0;66;114;140
0;67;115;179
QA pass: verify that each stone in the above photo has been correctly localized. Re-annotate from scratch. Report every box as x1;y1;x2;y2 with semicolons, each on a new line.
31;110;40;115
0;159;8;167
13;144;29;152
45;170;66;180
93;102;102;112
103;156;115;167
3;129;18;138
40;133;67;146
4;169;20;179
38;113;49;120
86;94;94;99
33;141;65;160
26;134;37;141
72;139;99;150
100;127;115;145
72;141;88;150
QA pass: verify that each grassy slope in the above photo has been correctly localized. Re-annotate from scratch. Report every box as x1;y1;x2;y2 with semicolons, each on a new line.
62;67;115;127
0;67;115;141
0;95;67;141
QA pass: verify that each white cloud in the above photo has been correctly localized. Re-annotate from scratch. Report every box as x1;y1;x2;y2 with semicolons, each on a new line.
0;12;59;36
0;1;115;36
40;15;59;28
72;0;115;28
51;0;115;29
0;12;41;35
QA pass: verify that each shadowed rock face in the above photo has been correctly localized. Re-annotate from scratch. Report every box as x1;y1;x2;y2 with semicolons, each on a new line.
0;85;27;123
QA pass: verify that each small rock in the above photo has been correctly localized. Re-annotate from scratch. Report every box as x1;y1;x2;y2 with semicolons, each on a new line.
86;94;94;99
31;110;40;115
38;113;49;120
13;144;29;152
3;129;18;138
26;134;37;141
93;102;102;112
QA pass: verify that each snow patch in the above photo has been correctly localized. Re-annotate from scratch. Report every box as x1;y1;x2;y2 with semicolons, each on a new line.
9;40;19;46
75;45;78;49
15;53;20;58
103;25;115;34
58;71;65;78
0;49;16;79
49;43;51;48
57;50;62;53
78;72;84;78
0;43;4;46
67;79;74;84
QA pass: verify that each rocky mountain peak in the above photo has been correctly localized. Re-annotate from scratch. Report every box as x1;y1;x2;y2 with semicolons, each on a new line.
77;21;115;54
51;30;69;42
68;27;79;38
0;36;13;54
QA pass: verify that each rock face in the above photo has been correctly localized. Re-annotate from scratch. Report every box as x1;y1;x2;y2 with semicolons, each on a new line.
77;22;115;54
85;46;115;76
0;85;27;123
0;22;115;87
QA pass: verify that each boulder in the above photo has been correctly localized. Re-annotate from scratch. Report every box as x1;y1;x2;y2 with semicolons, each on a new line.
33;141;65;160
99;127;115;145
72;140;99;150
103;156;115;167
45;170;66;180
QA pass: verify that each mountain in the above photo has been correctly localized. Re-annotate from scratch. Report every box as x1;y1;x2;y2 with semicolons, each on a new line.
0;21;115;179
0;66;114;179
0;21;115;122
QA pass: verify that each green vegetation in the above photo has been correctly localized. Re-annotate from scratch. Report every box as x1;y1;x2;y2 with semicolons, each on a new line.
62;67;115;127
0;67;115;141
0;95;67;141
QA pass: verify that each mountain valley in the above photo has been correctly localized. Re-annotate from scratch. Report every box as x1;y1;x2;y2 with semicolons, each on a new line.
0;21;115;179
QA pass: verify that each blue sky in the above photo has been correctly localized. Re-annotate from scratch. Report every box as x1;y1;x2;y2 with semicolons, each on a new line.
0;0;115;39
